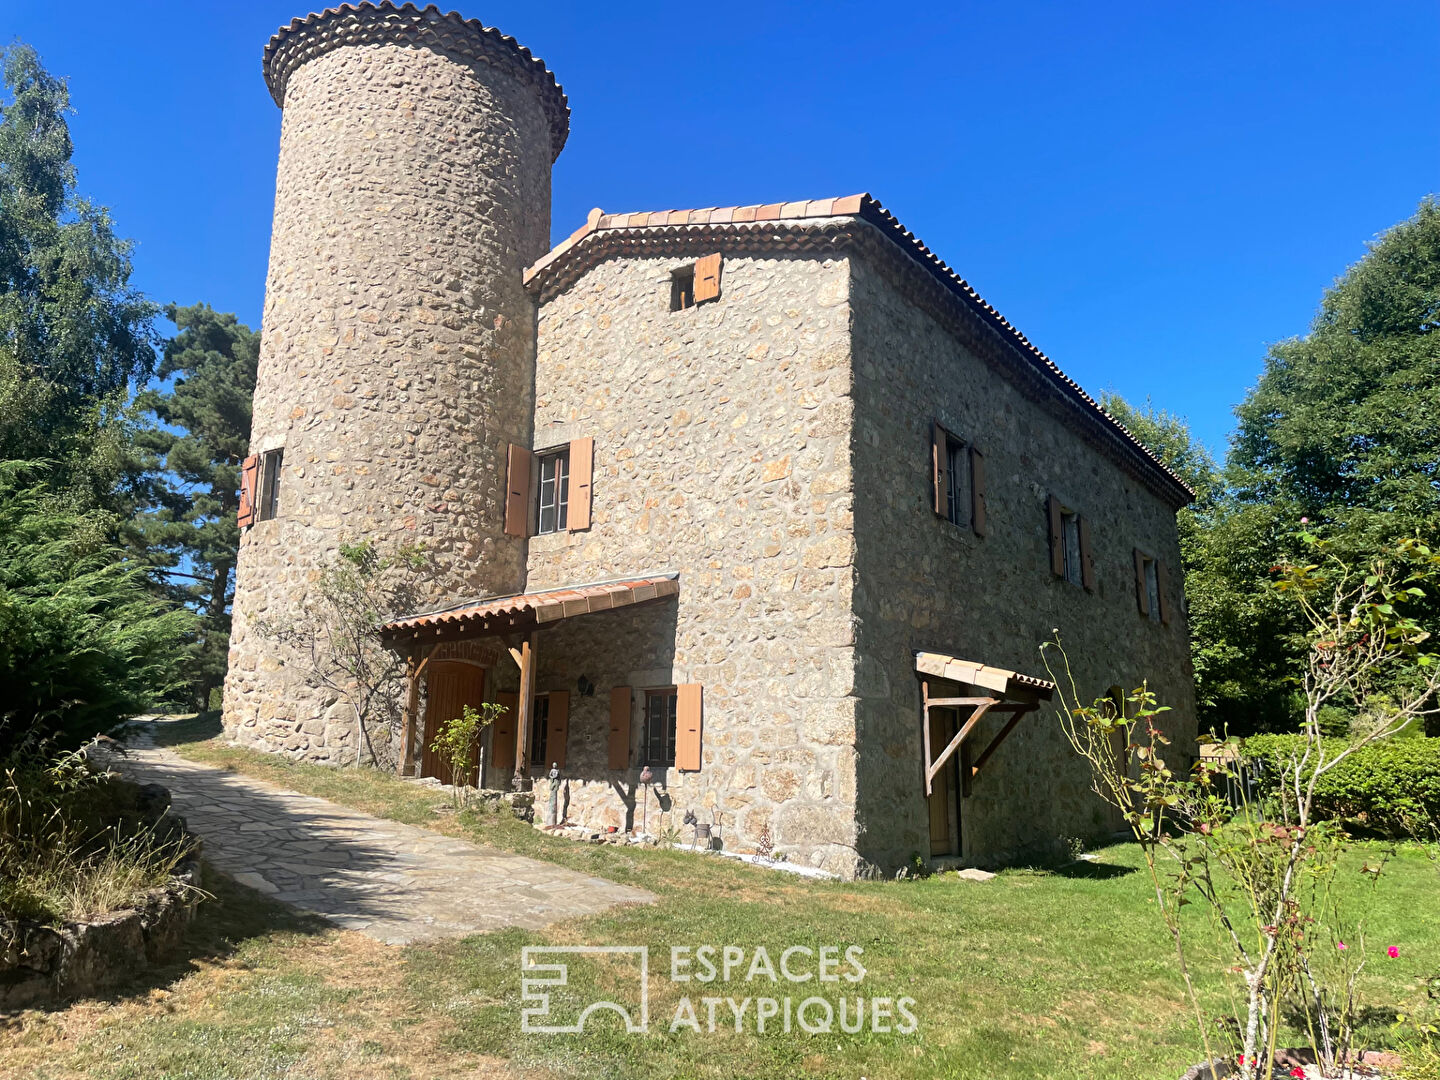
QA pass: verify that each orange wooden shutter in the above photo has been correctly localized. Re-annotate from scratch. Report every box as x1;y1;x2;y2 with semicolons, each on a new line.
1134;548;1150;617
568;437;593;531
237;454;260;529
970;445;986;536
1078;515;1095;592
1047;495;1064;577
546;691;569;770
607;687;631;770
504;444;531;537
675;684;703;772
490;691;518;768
693;253;722;303
931;423;948;518
1157;560;1171;625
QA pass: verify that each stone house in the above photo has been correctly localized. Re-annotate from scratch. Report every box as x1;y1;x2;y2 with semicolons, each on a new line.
223;2;1197;877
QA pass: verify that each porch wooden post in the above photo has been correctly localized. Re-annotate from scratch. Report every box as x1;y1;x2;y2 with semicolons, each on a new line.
513;631;537;780
399;647;421;776
398;643;437;777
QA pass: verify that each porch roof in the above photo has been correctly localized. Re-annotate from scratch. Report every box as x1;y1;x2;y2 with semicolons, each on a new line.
914;651;1055;700
380;573;679;644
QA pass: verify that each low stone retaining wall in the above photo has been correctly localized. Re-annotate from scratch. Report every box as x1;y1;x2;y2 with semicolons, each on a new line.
0;793;203;1013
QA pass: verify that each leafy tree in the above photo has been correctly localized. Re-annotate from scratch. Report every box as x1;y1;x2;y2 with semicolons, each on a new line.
0;43;191;742
0;462;194;745
0;43;157;497
129;304;258;708
1227;198;1440;733
1100;395;1294;732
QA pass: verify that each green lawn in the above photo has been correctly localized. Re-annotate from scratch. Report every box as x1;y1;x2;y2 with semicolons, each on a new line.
5;719;1438;1080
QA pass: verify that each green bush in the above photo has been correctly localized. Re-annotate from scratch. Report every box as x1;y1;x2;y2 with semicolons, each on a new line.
1241;733;1440;837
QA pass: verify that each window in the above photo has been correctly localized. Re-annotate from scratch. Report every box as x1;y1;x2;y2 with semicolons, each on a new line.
944;435;970;529
258;448;283;522
1133;548;1169;623
1061;510;1082;586
670;253;722;311
535;448;569;535
529;694;550;768
671;266;696;311
644;688;678;766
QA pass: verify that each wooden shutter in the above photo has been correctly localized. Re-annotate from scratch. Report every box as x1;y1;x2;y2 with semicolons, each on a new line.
490;691;518;768
1156;560;1171;625
932;423;949;518
1047;495;1065;577
675;684;703;772
1078;515;1095;592
504;444;531;537
546;691;569;770
568;437;593;531
970;446;986;536
237;454;260;529
1134;548;1150;617
693;253;722;303
607;686;631;770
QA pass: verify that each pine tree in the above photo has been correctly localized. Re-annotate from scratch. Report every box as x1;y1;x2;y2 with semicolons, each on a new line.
130;304;258;708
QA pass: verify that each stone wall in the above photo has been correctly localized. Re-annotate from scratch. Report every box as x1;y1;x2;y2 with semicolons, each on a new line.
521;249;861;874
224;28;556;762
847;245;1198;868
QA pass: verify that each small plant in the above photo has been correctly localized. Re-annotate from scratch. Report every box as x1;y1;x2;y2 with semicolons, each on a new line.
1044;534;1440;1080
656;818;684;847
429;702;504;808
1;739;200;928
259;540;428;767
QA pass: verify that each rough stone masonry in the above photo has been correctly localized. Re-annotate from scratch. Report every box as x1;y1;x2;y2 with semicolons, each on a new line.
225;2;1197;877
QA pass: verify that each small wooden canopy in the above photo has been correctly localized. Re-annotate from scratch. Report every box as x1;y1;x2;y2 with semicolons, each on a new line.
380;574;679;645
915;651;1055;798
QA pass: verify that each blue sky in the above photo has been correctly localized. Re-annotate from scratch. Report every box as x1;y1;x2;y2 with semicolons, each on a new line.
8;1;1437;455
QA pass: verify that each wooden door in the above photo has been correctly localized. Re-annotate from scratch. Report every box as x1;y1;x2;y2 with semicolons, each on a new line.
928;709;958;856
419;663;487;786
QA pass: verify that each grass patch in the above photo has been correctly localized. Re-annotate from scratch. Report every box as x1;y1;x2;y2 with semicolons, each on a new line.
6;727;1438;1079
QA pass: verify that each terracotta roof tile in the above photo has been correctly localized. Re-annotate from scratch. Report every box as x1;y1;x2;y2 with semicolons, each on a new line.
380;574;679;638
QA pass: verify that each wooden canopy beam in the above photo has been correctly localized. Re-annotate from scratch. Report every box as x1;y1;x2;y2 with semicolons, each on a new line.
921;681;1040;797
397;642;439;776
512;631;537;783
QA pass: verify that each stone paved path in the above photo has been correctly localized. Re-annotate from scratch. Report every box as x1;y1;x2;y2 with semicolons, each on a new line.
109;721;653;945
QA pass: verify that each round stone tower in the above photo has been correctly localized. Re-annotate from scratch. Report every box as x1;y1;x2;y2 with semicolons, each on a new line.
222;2;568;762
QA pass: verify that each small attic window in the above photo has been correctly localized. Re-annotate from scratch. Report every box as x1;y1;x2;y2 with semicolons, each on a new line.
670;253;723;312
671;265;695;311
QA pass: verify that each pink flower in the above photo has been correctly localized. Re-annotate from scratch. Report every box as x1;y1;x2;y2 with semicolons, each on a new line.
1300;517;1309;524
1336;941;1348;951
1388;946;1399;959
1291;1068;1307;1078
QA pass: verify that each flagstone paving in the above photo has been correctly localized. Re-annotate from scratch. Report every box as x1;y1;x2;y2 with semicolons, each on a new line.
109;721;654;945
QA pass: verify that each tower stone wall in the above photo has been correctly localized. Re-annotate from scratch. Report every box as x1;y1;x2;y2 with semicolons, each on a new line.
222;4;568;761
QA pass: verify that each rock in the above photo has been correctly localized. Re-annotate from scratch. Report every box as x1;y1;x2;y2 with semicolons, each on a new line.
955;868;996;882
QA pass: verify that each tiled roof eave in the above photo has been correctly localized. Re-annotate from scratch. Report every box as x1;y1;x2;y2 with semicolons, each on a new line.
262;2;570;161
526;199;1194;509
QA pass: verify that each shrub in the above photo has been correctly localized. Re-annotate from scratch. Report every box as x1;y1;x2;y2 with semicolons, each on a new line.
0;741;196;925
1242;733;1440;837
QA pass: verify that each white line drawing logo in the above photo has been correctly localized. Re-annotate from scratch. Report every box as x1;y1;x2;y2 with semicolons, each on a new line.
520;945;649;1034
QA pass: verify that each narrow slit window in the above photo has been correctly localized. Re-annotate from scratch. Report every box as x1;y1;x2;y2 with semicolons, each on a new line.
1144;557;1161;621
535;449;569;535
258;448;283;522
1061;510;1082;586
671;266;696;311
944;435;970;529
644;688;678;767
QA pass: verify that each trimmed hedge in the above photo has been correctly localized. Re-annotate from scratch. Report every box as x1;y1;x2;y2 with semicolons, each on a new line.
1240;734;1440;838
